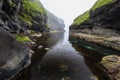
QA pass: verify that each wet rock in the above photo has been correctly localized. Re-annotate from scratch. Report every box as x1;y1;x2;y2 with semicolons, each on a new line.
31;33;42;37
90;76;98;80
29;50;35;55
31;41;36;45
44;48;49;51
38;45;43;49
0;28;30;80
100;55;120;80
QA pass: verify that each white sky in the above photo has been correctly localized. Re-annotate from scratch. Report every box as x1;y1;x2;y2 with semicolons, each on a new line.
40;0;97;26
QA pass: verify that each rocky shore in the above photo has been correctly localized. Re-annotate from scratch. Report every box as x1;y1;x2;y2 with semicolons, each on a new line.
70;32;120;51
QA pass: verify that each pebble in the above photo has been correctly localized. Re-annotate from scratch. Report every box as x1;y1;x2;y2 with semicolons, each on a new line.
38;45;43;49
29;50;35;56
45;48;49;50
31;42;36;45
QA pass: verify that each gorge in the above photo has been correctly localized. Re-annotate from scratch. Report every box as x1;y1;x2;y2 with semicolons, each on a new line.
0;0;120;80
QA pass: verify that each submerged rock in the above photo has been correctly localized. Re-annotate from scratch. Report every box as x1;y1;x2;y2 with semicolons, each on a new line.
0;28;30;80
100;55;120;80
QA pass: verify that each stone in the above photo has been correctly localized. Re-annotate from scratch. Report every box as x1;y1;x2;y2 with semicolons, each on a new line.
31;33;42;37
100;55;120;80
29;50;35;55
44;48;49;50
0;28;30;80
38;45;43;49
31;41;36;45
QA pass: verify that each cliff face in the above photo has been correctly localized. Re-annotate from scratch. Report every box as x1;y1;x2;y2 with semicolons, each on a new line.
0;0;47;79
47;11;65;31
0;0;47;33
70;0;120;36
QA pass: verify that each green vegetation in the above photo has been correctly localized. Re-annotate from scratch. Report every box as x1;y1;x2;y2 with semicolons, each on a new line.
73;11;89;25
91;0;113;10
73;0;114;26
16;35;31;42
18;14;32;26
19;0;46;26
23;0;46;14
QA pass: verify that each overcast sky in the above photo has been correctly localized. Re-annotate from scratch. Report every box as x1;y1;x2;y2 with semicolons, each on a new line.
40;0;97;26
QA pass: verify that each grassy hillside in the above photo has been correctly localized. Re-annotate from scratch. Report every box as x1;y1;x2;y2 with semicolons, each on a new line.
18;0;46;26
72;0;114;26
23;0;46;14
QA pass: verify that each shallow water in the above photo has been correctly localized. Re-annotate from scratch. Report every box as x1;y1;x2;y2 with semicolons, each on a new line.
15;27;96;80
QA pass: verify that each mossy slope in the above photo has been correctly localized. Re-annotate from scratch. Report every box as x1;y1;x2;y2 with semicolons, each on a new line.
72;0;114;26
18;0;47;32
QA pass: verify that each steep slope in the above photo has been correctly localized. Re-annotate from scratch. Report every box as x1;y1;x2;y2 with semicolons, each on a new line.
70;0;120;36
18;0;47;32
47;11;65;31
70;0;120;50
0;0;47;33
0;0;47;79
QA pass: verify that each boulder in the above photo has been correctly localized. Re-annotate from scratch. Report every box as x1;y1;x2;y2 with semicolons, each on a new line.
100;55;120;80
0;28;30;80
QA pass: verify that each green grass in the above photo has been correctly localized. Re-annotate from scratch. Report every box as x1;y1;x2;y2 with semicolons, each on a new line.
91;0;113;10
23;0;46;14
18;0;46;26
18;14;32;26
73;0;114;26
73;11;89;25
16;35;31;42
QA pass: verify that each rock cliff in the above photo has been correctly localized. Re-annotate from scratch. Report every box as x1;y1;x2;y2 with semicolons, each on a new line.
0;0;47;79
70;0;120;51
70;0;120;36
0;0;47;33
70;0;120;79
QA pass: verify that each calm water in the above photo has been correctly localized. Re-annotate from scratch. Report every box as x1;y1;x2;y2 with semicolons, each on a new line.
15;27;96;80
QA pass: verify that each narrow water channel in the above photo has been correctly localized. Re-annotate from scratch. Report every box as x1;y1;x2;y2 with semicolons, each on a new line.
15;27;96;80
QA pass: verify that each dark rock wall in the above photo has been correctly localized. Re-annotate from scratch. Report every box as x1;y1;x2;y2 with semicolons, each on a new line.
90;0;120;30
0;27;30;80
70;0;120;35
0;0;47;79
0;0;47;33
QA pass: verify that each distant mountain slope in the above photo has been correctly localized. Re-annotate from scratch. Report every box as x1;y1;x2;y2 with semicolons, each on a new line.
47;11;65;31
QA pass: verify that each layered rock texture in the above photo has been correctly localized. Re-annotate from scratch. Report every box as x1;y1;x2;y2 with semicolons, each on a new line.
0;0;65;79
47;11;65;31
70;0;120;51
70;0;120;35
0;0;47;33
70;0;120;79
0;0;65;33
0;27;30;80
0;0;48;79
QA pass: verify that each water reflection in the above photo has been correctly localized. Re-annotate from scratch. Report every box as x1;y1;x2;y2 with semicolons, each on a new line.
16;27;95;80
46;32;64;48
30;27;94;80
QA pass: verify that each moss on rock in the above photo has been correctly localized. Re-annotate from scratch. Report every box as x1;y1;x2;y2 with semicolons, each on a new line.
16;35;31;42
72;0;114;26
18;0;47;31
